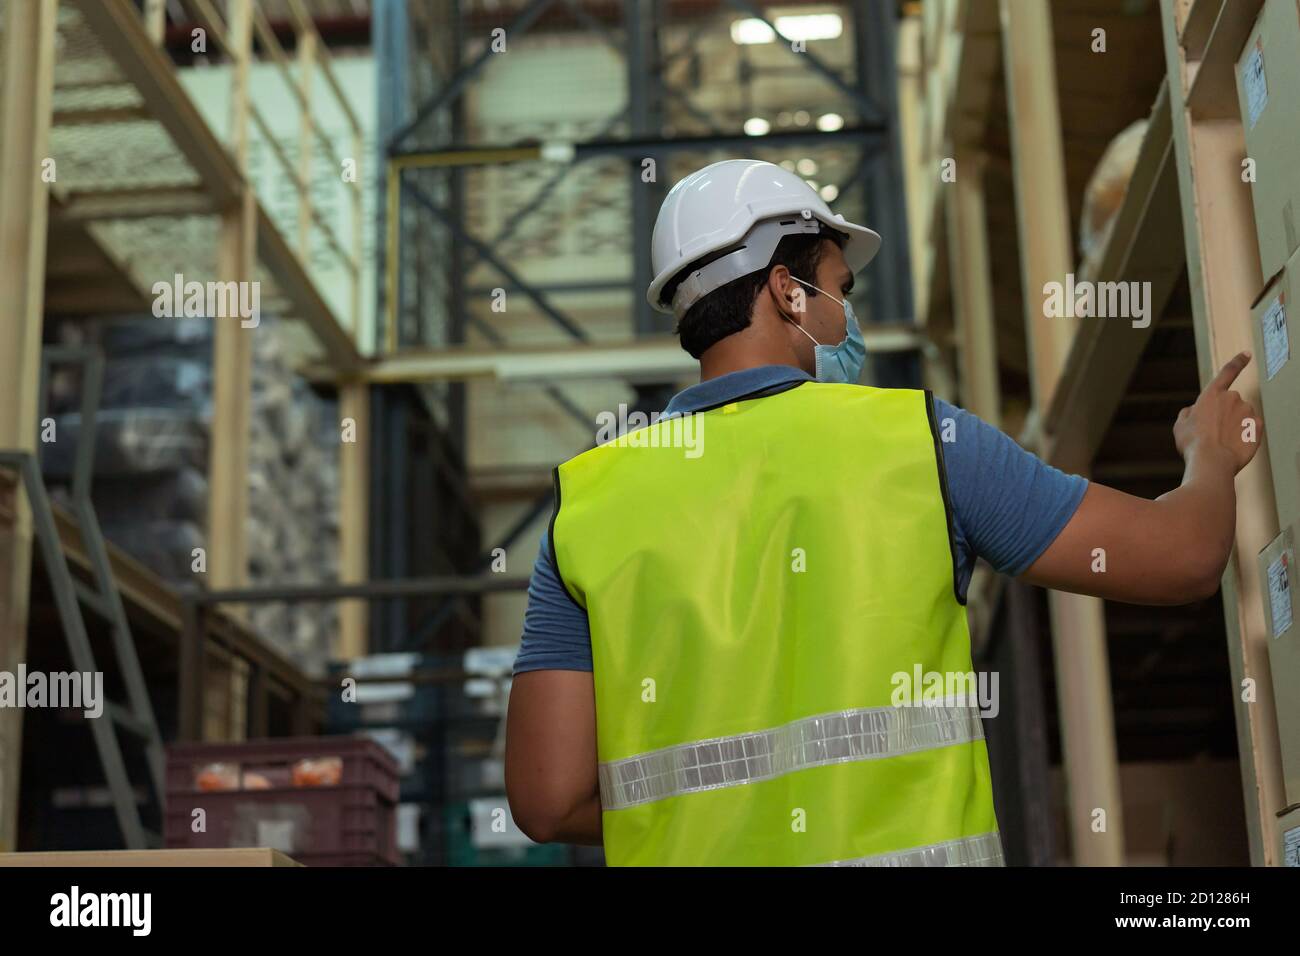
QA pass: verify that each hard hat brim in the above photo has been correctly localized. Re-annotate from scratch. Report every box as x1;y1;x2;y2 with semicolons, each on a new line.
647;212;883;315
837;218;883;276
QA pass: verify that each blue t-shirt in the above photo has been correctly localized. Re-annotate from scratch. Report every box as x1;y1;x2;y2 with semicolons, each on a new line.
513;364;1087;675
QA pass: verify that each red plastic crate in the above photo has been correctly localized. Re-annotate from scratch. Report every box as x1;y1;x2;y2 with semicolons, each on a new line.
166;736;400;803
165;736;400;865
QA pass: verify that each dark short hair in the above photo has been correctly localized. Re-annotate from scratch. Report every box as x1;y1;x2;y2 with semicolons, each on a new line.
663;227;848;359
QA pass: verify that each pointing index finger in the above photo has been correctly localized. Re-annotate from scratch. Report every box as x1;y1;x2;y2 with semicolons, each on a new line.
1207;350;1251;393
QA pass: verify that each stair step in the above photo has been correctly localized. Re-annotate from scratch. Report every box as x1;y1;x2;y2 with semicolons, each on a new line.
105;701;153;739
72;579;113;619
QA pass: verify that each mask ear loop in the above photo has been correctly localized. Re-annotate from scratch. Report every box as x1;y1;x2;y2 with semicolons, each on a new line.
792;275;847;308
789;319;821;348
780;276;824;347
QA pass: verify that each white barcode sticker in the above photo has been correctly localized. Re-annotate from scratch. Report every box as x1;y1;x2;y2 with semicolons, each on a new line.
1286;825;1300;866
1262;295;1289;380
1268;548;1293;639
1244;39;1267;129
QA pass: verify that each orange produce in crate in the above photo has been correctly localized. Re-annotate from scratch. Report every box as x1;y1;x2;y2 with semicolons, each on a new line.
292;757;342;787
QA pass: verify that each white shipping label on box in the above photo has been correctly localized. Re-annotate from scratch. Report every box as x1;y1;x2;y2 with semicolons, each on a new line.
1286;826;1300;867
1269;548;1294;638
1262;295;1290;380
1244;39;1268;129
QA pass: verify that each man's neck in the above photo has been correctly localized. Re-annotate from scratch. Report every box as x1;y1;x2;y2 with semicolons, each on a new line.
699;356;800;382
698;330;805;382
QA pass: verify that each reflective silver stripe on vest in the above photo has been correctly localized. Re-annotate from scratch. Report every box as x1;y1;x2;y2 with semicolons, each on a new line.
599;699;984;811
815;831;1005;867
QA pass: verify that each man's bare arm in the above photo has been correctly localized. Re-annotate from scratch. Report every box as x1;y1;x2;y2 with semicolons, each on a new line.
505;669;603;845
1020;351;1260;605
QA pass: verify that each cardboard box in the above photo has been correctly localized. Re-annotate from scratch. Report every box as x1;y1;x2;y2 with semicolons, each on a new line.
0;848;299;866
1280;805;1300;866
1236;0;1300;280
1260;525;1300;805
1249;253;1300;528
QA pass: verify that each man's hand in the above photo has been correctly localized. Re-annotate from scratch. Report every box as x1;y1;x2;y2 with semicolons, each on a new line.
1021;351;1262;605
1173;350;1261;474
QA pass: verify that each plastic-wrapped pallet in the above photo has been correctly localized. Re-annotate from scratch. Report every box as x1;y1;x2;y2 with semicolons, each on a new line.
245;516;279;578
46;313;342;677
101;316;213;357
66;340;210;586
43;408;209;477
53;468;209;525
234;316;341;675
97;356;213;413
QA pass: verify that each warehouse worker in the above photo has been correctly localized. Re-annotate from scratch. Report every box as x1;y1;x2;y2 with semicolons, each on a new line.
505;159;1259;866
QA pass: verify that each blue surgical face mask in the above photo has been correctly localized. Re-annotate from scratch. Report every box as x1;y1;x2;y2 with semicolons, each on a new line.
787;276;866;384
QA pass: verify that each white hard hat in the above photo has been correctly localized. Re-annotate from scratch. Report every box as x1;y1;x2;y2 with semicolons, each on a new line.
647;158;882;318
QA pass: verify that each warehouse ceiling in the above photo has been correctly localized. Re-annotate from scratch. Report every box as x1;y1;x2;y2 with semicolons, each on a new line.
41;4;207;314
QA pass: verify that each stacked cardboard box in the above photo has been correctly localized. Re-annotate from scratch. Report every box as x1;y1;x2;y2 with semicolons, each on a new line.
1249;253;1299;530
1281;804;1300;866
1226;4;1300;869
1258;527;1299;806
1238;5;1300;822
1236;0;1300;281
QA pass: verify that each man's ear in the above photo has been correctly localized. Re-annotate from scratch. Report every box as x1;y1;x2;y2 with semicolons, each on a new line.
766;264;798;321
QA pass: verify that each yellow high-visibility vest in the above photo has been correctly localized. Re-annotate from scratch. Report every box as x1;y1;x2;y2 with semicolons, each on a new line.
551;381;1002;866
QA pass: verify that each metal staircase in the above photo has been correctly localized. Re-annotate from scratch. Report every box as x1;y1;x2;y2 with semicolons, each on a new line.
0;345;164;848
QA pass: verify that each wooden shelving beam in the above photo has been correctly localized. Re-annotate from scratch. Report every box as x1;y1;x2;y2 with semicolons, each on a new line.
1044;82;1185;475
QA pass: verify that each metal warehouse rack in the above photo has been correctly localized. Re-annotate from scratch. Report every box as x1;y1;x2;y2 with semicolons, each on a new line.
0;0;549;855
0;0;367;850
